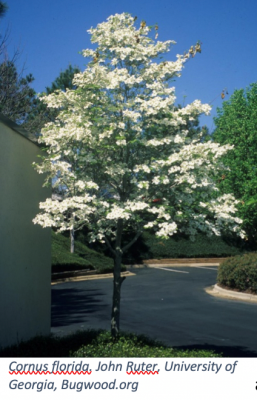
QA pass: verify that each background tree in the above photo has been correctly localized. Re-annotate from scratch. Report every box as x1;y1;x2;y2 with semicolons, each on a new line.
0;62;80;135
0;60;37;123
0;1;8;56
23;64;80;137
212;83;257;246
45;64;80;93
33;13;244;337
0;2;38;128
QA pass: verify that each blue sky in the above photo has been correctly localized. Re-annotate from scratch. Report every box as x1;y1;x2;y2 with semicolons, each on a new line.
1;0;257;133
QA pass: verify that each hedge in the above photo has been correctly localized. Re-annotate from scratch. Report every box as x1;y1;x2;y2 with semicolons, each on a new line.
134;232;242;261
217;252;257;294
77;229;244;264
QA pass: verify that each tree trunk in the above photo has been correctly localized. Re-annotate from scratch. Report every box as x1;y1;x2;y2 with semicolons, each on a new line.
70;228;75;253
111;219;125;338
111;253;125;337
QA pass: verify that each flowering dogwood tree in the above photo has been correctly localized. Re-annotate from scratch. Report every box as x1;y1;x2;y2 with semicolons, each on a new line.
33;13;244;336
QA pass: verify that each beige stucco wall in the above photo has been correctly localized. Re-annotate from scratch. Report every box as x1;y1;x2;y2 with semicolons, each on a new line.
0;119;51;349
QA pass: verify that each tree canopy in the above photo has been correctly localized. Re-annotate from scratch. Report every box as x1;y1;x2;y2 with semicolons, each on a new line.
0;60;37;123
212;83;257;245
33;13;244;335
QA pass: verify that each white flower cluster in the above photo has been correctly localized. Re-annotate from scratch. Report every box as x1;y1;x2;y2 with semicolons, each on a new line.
106;205;130;221
156;222;178;237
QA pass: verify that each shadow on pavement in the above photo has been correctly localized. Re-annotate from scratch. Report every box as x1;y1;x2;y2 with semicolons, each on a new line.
173;343;257;357
51;287;109;327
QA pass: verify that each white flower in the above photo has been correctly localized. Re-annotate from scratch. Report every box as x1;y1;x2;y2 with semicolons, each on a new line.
156;222;177;237
116;139;126;146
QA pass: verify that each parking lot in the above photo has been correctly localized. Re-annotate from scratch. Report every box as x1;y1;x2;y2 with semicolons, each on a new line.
51;266;257;357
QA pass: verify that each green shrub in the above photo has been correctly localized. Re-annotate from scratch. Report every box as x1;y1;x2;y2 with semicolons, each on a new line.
52;232;124;274
0;330;221;358
217;253;257;293
71;331;220;357
75;228;244;262
140;232;242;260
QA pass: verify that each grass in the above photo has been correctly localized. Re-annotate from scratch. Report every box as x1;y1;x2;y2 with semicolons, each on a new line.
0;330;221;358
52;232;125;274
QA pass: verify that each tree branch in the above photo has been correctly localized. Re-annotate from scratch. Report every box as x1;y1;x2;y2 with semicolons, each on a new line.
122;229;143;253
104;234;116;256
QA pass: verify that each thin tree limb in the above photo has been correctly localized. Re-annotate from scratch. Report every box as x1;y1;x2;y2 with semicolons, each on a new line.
104;234;116;256
122;229;143;253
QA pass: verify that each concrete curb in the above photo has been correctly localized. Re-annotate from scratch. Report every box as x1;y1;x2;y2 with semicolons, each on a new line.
51;262;220;286
51;270;135;285
206;284;257;303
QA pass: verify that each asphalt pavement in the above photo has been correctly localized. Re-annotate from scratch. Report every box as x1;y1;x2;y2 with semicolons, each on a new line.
51;266;257;357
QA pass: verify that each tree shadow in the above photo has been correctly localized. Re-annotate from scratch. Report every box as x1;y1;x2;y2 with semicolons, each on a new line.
51;287;110;327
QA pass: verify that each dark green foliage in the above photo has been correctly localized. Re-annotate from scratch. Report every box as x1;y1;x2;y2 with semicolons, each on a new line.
218;253;257;293
0;3;38;125
212;83;257;245
77;228;149;264
77;229;243;262
0;330;99;357
133;232;242;260
0;60;37;124
45;64;80;93
0;2;39;130
72;331;220;357
51;231;94;271
0;330;221;358
52;231;122;274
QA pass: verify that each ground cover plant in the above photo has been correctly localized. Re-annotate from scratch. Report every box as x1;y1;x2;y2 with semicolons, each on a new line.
33;13;244;336
0;330;221;358
217;252;257;294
